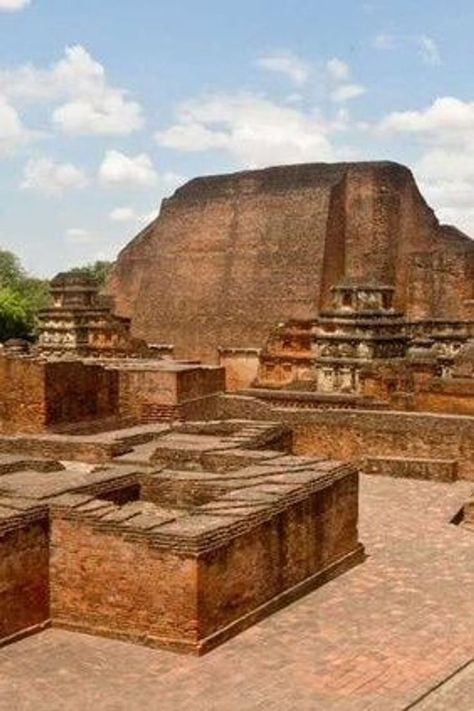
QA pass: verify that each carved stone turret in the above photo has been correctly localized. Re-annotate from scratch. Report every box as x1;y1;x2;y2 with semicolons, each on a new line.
255;280;407;394
37;272;141;359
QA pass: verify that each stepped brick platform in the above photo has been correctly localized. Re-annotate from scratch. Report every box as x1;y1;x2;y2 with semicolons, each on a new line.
0;421;363;655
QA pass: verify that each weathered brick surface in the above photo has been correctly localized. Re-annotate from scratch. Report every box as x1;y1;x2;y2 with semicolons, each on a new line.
216;396;474;481
291;411;474;480
363;456;458;482
0;356;119;434
0;509;49;644
0;421;363;655
0;475;472;710
107;161;474;362
50;520;199;649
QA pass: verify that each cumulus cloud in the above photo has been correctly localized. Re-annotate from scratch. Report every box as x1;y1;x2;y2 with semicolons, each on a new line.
257;52;311;85
381;95;474;235
380;97;474;137
109;206;159;228
98;150;158;187
330;84;366;103
325;57;366;103
155;92;338;168
109;207;137;223
0;0;31;11
0;45;144;135
21;157;88;195
326;58;350;82
0;97;31;155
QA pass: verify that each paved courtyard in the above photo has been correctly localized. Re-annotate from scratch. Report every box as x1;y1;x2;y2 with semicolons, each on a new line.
0;474;473;711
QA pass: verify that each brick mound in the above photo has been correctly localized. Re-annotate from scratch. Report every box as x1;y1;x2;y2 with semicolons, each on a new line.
107;161;474;362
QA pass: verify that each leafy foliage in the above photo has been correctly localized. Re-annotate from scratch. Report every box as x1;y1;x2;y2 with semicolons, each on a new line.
68;260;113;287
0;250;49;341
0;251;114;342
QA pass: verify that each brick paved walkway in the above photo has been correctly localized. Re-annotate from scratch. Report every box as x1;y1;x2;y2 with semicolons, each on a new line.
411;660;474;710
0;475;473;711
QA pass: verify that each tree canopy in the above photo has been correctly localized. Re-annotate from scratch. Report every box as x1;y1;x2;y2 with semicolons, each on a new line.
0;250;49;342
0;251;114;342
68;260;113;287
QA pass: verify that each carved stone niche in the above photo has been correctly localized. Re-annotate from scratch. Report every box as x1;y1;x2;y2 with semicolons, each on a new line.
331;282;395;314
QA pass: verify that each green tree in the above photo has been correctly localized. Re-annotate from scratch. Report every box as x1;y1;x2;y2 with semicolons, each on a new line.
0;250;50;341
0;250;25;289
0;287;30;341
69;260;113;287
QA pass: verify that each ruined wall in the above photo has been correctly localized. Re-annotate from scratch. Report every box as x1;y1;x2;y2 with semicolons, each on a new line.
44;361;119;427
291;411;474;480
197;473;359;641
107;161;474;362
49;518;199;651
0;514;49;645
0;357;120;435
118;366;225;422
0;357;46;434
49;472;360;653
414;380;474;416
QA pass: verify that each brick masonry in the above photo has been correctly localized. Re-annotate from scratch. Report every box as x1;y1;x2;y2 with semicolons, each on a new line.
107;161;474;363
0;474;472;710
0;421;364;655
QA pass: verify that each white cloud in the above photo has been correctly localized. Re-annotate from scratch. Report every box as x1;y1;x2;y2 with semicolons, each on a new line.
0;97;31;155
326;58;350;82
380;97;474;137
109;206;159;227
0;0;30;11
0;45;144;136
109;207;137;223
21;157;88;195
372;32;441;66
98;150;158;187
418;35;441;66
156;92;337;168
257;52;311;85
381;95;474;236
65;228;94;244
325;58;366;104
330;84;366;103
162;171;187;190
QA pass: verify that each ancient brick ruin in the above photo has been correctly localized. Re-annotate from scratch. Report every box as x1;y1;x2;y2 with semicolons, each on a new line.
0;421;362;653
1;159;473;657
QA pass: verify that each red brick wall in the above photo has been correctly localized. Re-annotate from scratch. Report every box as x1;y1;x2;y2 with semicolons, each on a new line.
44;361;119;426
0;357;46;434
118;367;225;421
49;474;359;652
0;357;120;434
50;519;199;650
0;518;49;644
197;474;359;639
108;162;474;362
292;411;474;480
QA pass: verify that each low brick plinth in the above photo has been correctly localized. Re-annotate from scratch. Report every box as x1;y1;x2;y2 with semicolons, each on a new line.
363;456;458;482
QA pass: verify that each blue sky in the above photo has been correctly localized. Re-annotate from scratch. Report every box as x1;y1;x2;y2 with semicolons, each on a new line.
1;0;474;275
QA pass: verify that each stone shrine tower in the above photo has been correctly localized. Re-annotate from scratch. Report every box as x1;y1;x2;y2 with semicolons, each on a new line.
37;272;137;358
